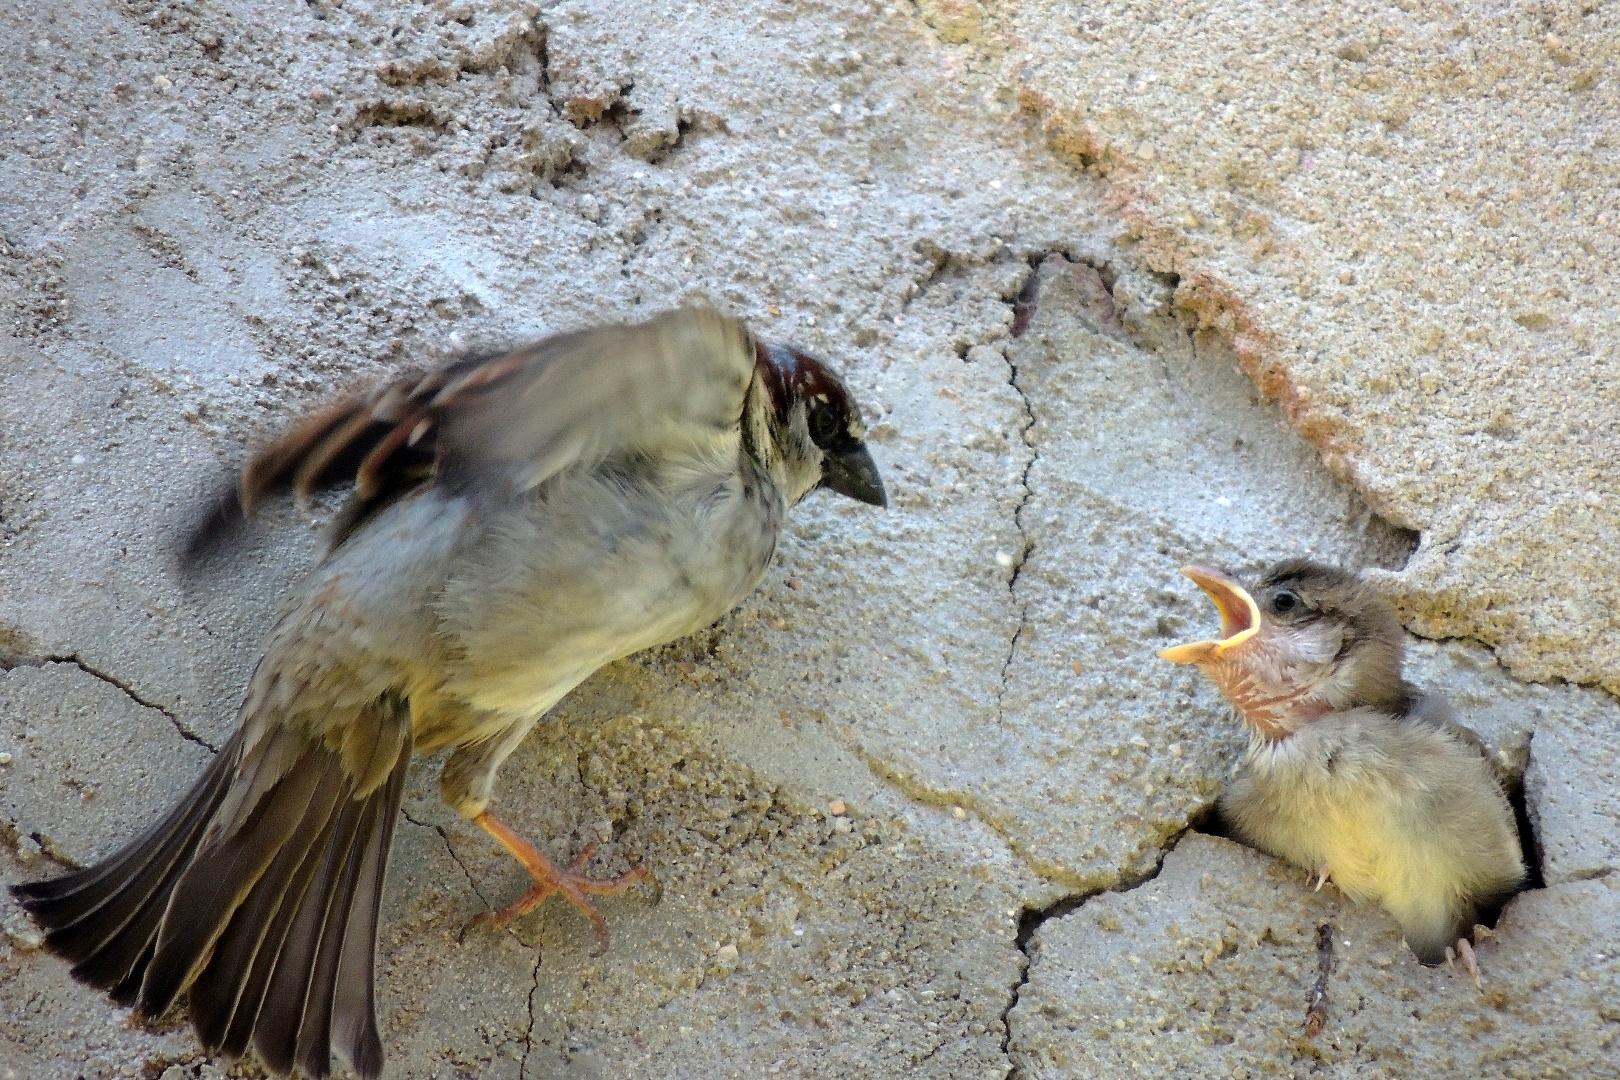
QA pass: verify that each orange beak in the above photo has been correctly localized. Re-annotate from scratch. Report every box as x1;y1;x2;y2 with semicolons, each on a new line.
1158;565;1262;665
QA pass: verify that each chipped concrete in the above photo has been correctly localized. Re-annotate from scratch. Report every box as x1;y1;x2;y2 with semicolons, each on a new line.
1001;0;1620;696
2;0;1616;1078
1009;833;1620;1079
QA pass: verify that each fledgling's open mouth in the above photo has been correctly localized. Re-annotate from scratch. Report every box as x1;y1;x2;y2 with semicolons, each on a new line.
1158;565;1260;665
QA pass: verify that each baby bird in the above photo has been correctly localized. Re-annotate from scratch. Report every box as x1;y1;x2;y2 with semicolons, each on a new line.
1160;559;1525;977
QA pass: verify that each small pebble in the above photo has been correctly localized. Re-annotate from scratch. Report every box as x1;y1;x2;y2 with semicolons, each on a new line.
994;551;1015;568
151;74;173;91
832;817;853;834
716;944;738;962
0;752;12;765
828;799;846;816
71;454;87;466
952;806;967;820
3;917;44;952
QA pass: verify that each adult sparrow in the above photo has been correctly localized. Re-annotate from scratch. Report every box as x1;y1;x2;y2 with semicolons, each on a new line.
13;308;885;1078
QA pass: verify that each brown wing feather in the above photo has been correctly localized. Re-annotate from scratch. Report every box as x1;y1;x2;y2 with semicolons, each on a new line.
182;350;541;563
185;309;752;564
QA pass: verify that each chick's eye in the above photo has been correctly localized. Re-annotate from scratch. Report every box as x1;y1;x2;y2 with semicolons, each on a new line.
1270;591;1299;615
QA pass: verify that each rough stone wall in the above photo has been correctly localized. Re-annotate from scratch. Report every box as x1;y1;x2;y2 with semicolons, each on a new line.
2;1;1615;1079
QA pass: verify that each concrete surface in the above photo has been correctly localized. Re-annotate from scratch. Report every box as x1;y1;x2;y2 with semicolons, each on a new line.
1010;833;1619;1080
1;1;1615;1078
1002;0;1620;695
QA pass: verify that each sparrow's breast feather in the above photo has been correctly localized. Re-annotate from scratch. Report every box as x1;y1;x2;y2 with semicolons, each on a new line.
436;454;786;717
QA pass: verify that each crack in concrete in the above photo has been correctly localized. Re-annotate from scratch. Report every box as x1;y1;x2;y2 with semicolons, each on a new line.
403;808;546;1076
844;738;1117;892
520;949;542;1080
43;654;219;753
998;830;1189;1080
402;809;497;909
995;333;1038;720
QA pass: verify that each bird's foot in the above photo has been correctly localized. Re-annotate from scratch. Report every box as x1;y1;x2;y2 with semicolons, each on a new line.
1312;864;1332;892
1444;937;1482;990
466;810;655;954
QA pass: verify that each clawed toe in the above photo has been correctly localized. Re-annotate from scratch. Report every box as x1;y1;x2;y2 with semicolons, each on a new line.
470;810;656;952
1456;937;1481;988
1444;936;1483;989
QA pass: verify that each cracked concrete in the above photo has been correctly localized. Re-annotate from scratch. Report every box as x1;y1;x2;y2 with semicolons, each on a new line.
1010;834;1620;1079
3;0;1617;1078
38;654;217;752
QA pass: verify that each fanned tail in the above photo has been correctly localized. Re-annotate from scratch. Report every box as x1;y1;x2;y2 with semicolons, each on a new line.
10;701;412;1080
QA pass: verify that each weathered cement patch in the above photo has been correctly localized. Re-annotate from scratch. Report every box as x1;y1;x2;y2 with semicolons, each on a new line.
1010;833;1620;1079
0;661;213;866
1002;0;1620;696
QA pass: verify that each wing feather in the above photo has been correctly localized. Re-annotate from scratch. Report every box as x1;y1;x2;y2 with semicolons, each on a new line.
189;308;756;558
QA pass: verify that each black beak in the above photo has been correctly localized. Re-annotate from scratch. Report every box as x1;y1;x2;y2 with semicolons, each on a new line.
819;444;886;507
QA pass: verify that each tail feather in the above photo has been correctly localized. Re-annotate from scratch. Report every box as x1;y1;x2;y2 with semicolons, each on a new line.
255;790;370;1077
8;704;412;1080
12;731;244;979
188;766;348;1050
108;941;154;1008
331;759;406;1079
136;747;337;1019
214;812;343;1061
294;797;378;1078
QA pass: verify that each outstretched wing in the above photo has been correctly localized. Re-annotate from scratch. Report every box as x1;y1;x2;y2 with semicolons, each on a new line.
429;308;757;495
192;308;758;553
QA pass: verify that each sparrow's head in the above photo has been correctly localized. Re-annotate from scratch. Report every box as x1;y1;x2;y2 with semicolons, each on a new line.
749;340;886;508
1159;559;1406;739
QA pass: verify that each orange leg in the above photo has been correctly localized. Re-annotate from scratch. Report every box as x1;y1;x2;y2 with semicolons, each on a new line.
469;810;653;954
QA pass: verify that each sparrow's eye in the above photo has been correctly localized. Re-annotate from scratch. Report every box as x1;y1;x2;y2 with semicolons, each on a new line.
1270;590;1300;615
806;403;843;449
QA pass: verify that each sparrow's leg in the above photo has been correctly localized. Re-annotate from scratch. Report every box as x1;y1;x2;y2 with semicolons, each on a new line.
469;810;652;953
1313;864;1332;892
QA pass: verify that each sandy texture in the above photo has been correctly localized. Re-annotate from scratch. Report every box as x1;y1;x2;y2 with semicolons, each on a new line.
1002;0;1620;694
2;1;1615;1078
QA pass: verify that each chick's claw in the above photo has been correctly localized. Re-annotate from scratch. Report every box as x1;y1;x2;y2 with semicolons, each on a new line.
1443;936;1484;990
1456;936;1482;989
